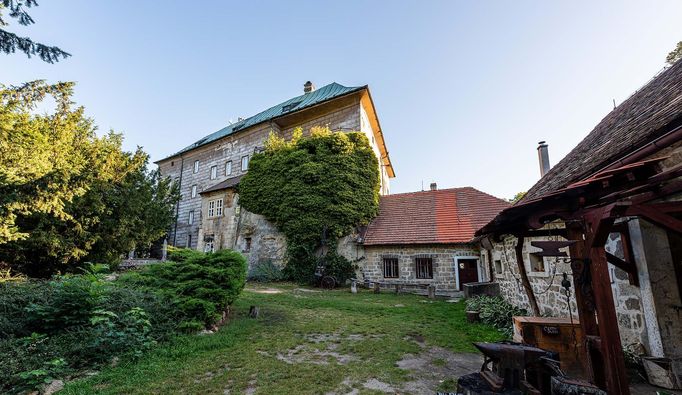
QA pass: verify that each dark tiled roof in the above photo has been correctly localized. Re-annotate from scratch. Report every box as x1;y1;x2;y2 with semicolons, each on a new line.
363;187;509;246
158;83;365;162
521;60;682;203
200;175;243;194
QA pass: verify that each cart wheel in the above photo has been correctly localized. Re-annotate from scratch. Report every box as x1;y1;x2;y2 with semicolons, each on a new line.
321;276;336;290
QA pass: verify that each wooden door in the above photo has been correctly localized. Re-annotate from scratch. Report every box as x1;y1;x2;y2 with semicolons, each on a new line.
458;258;479;288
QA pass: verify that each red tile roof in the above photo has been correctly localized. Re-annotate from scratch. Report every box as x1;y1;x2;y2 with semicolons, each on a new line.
363;187;509;246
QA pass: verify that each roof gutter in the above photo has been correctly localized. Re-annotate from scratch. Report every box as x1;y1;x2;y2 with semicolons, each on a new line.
592;122;682;176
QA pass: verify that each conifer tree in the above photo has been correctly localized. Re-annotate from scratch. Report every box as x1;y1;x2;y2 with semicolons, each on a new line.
0;0;70;63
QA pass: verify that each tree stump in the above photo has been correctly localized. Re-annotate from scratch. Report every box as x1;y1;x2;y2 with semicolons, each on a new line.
249;305;260;318
395;284;402;294
373;282;381;294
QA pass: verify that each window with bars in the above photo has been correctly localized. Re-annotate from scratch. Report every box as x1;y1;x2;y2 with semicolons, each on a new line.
415;257;433;279
208;200;215;218
383;258;399;278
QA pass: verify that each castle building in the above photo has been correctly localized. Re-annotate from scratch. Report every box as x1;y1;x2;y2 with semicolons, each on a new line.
156;82;394;267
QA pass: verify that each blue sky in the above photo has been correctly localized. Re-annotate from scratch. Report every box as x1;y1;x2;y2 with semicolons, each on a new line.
3;1;682;199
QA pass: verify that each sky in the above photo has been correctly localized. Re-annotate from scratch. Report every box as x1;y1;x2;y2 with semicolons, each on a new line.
3;1;682;199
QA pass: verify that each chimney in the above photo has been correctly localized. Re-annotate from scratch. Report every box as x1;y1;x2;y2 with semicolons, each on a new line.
430;182;437;191
303;81;315;94
537;141;550;177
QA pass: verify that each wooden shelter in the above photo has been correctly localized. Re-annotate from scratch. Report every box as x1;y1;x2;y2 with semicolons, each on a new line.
476;60;682;393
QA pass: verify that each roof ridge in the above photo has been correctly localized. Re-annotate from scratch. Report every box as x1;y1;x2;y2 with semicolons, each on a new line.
156;82;364;162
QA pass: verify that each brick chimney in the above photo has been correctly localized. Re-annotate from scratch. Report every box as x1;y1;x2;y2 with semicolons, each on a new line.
304;81;315;94
537;141;550;177
430;182;437;191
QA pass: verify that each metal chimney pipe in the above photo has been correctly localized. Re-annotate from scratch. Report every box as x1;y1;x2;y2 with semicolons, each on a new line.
537;141;550;177
430;182;437;191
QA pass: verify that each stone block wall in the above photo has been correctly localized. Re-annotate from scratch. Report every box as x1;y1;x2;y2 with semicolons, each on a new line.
360;244;482;291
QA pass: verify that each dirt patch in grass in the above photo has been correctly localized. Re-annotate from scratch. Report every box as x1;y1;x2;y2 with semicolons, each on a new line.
397;347;482;393
275;344;358;365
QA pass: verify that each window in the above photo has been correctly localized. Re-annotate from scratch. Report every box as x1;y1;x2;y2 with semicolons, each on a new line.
215;198;223;216
244;237;252;252
529;254;545;272
210;165;217;180
191;185;197;198
208;200;215;218
494;260;503;275
171;161;174;167
187;234;192;248
225;161;232;176
241;155;249;171
207;199;223;218
193;160;199;173
383;258;399;278
188;210;194;225
415;257;433;279
204;235;214;253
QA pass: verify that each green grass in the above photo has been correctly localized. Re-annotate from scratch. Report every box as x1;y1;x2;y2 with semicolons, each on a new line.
61;283;502;395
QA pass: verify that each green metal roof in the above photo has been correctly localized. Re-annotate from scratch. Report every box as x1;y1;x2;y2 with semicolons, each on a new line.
159;82;365;161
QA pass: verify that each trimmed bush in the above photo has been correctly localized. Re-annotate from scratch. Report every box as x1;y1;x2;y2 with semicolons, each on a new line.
118;249;247;328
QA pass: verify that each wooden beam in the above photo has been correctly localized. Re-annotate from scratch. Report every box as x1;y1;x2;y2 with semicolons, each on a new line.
628;204;682;234
514;228;568;238
605;251;638;277
514;236;541;316
583;211;630;395
566;223;599;384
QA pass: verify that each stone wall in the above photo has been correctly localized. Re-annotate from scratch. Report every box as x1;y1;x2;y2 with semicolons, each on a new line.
158;99;373;250
489;222;647;348
360;244;483;292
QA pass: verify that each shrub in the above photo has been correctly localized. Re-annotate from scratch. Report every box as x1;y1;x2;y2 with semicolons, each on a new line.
248;260;284;282
466;295;527;338
119;249;247;328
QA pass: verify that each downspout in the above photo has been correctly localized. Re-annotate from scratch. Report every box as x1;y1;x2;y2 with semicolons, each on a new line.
514;236;541;316
486;249;495;282
172;155;184;246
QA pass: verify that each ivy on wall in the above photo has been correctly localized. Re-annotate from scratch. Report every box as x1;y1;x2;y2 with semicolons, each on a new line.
238;127;380;283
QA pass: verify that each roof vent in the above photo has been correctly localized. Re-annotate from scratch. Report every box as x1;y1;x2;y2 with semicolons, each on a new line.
430;182;437;191
304;81;315;94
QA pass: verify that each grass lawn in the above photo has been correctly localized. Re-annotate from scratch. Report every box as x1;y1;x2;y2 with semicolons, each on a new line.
62;283;503;394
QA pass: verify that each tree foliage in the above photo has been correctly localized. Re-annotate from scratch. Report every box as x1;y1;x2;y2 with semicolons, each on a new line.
0;0;70;63
239;127;380;283
0;81;179;276
667;41;682;65
508;191;526;204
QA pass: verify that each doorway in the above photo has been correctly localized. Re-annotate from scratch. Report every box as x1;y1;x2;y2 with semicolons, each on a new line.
455;257;480;290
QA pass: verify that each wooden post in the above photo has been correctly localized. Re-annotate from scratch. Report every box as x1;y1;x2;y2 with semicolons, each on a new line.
584;206;630;395
427;285;436;299
566;223;599;384
514;236;541;316
395;284;402;294
373;282;380;294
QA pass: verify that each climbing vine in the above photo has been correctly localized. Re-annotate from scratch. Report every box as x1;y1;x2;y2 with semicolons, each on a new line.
238;127;380;283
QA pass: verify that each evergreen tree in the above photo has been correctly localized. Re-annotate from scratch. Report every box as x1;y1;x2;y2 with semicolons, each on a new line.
0;0;70;63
